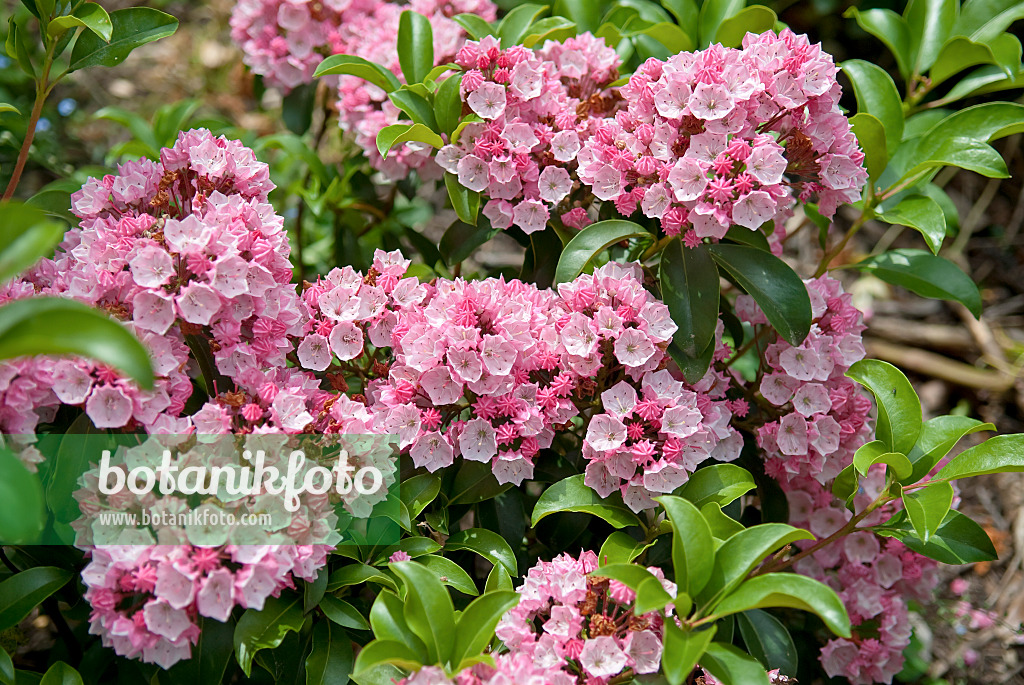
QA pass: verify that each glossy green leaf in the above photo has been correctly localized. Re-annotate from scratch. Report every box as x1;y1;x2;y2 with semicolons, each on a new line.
677;464;756;509
401;473;442;519
320;595;370;631
553;0;604;32
451;590;519;669
389;89;439;131
706;243;812;347
850;249;982;317
875;510;997;563
0;646;12;685
434;74;464;136
391;560;457;665
0;103;19;115
0;298;153;388
853;440;914;480
700;642;771;685
398;10;434;84
843;8;911;79
592;563;663;590
554;219;651;283
907;136;1009;179
419;554;479;596
956;0;1024;41
376;123;444;159
944;63;1024;102
368;591;428;657
714;6;777;49
842;60;904;154
439;218;499;266
598;531;653;566
937;434;1024;480
305;620;354;685
831;464;859;510
697;0;744;48
701;502;745;540
313;55;402;92
484;562;513;593
658;495;714;597
445;528;518;576
931;34;1021;85
847;359;922;455
0;202;66;284
903;481;954;543
233;595;304;677
452;13;496;39
68;8;178;71
48;3;112;41
38;663;81;685
353;639;424;676
907;415;995;482
660;239;719;359
498;4;550;47
878;194;947;254
532;474;641;528
0;567;72;632
327;563;398;592
634;575;675;615
737;610;798;674
6;18;34;78
662;623;715;685
661;0;699;28
849;113;888;184
715;573;851;637
521;16;578;48
698;524;814;608
905;0;956;73
444;172;481;226
918;102;1024;153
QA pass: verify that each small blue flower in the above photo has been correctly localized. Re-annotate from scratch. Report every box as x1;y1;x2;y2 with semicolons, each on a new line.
35;118;51;133
58;98;77;116
0;56;10;69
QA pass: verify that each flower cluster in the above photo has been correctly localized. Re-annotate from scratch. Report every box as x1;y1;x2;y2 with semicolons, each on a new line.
436;33;621;233
442;29;867;242
231;0;497;180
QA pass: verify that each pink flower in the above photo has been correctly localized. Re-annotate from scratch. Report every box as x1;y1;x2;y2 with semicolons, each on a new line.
329;322;364;361
586;414;627;452
130;246;174;288
613;328;656;367
579;636;628;677
467;82;507;119
297;333;332;371
85;385;133;428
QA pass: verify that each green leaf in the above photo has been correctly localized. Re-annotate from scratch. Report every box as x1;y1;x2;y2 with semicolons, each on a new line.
554;219;651;284
418;554;479;596
389;88;439;131
368;591;429;657
6;18;34;78
0;297;154;388
903;481;954;543
634;575;675;615
853;440;914;480
677;464;756;509
0;646;13;685
439;218;499;266
847;359;922;455
38;663;81;685
906;136;1009;179
662;623;715;685
697;0;744;48
390;560;457;665
401;473;442;519
553;0;604;32
68;8;177;72
376;123;444;159
715;573;851;637
713;6;777;49
905;0;956;73
917;102;1024;153
398;10;434;84
849;113;888;184
451;590;520;669
313;55;402;92
658;495;715;597
498;4;550;47
907;415;995;482
48;3;112;41
878;194;947;254
445;528;518;575
701;642;771;685
850;249;982;318
520;16;578;48
943;63;1024;102
233;595;305;677
842;60;904;154
353;639;424;676
875;509;997;563
444;172;481;226
937;433;1024;480
931;34;1021;85
843;8;912;79
701;502;745;540
591;563;663;589
956;0;1024;41
737;610;798;675
305;620;354;685
531;474;641;528
327;564;398;592
320;595;370;631
706;243;812;347
452;13;496;39
598;531;653;566
0;567;73;632
484;563;513;593
698;525;814;609
662;0;699;28
0;103;19;115
434;74;464;136
660;239;719;360
0;202;65;284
